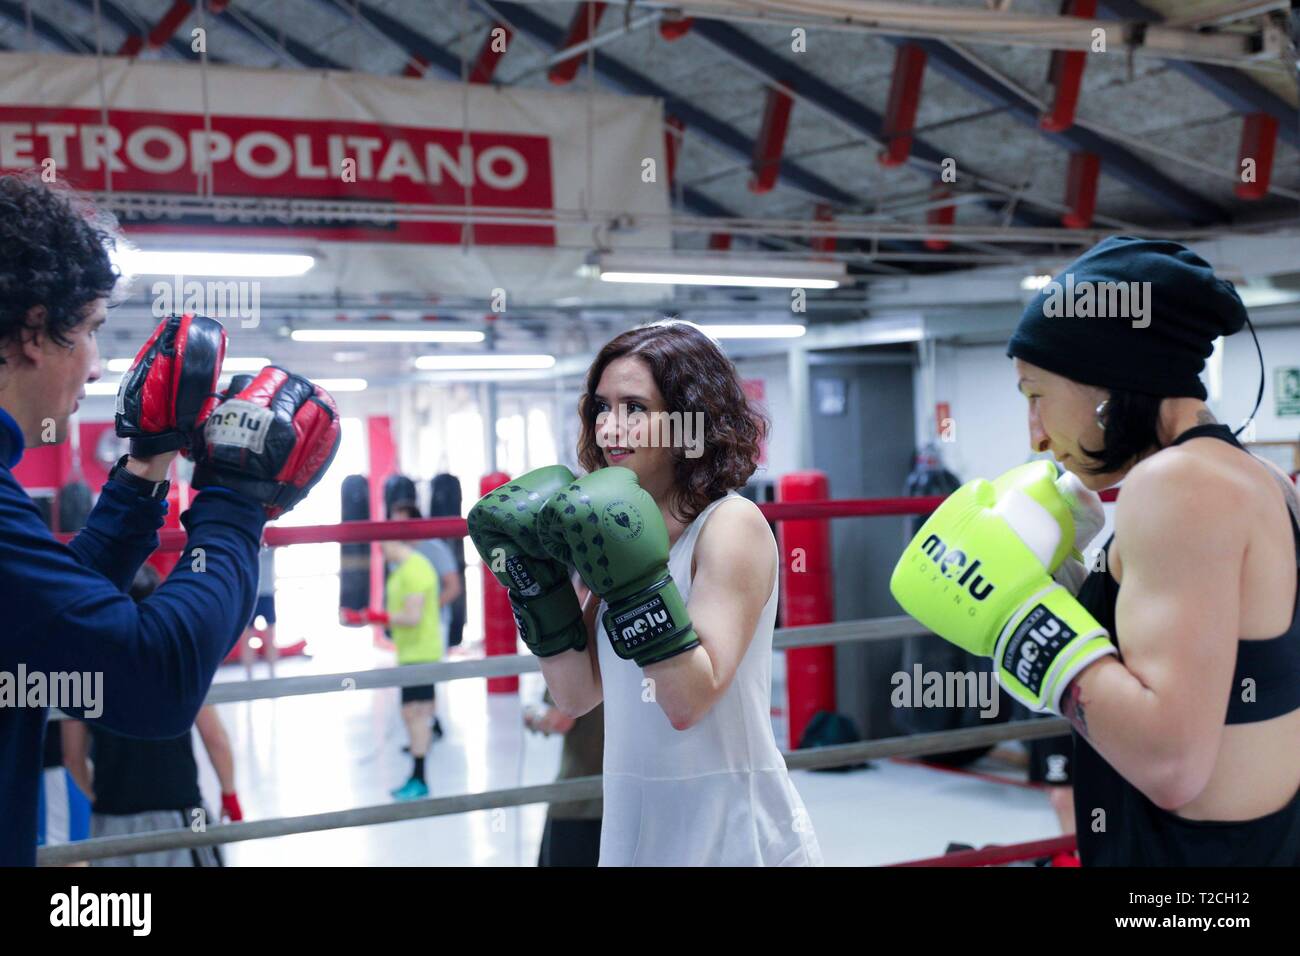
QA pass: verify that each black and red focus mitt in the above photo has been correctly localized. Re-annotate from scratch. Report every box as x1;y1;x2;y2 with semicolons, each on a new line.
115;313;227;458
191;366;341;519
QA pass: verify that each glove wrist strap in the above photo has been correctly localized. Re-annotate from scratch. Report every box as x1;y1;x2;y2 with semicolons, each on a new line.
602;575;699;667
510;580;586;657
993;582;1116;713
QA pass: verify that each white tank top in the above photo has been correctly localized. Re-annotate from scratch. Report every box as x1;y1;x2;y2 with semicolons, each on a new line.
596;493;823;866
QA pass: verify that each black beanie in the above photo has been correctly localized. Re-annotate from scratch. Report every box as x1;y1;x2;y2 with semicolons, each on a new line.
1006;236;1248;400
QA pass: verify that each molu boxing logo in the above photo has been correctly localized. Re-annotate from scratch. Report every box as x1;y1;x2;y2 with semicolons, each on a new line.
1039;273;1152;329
204;400;272;455
609;593;675;650
918;533;995;602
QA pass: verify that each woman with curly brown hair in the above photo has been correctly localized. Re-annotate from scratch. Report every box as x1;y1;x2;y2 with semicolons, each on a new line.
539;320;821;866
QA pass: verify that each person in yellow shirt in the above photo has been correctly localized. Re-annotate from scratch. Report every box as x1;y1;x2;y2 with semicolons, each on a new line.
382;539;443;801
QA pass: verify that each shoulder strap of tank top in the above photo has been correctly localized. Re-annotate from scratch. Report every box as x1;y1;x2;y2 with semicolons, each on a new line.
1169;422;1241;449
1169;422;1300;557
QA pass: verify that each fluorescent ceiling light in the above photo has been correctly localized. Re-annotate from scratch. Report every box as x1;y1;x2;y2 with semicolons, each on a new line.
313;378;368;393
1021;274;1053;291
1236;284;1300;308
414;354;555;371
107;355;270;373
115;249;314;277
292;329;486;344
85;380;121;396
698;324;806;339
594;252;845;289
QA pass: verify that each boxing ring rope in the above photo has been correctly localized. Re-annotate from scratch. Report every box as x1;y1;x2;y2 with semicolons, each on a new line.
69;488;1115;551
39;492;1098;865
38;718;1070;866
39;616;927;714
890;835;1078;868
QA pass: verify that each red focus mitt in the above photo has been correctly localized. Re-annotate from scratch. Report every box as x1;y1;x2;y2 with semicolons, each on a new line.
192;366;341;519
116;313;227;458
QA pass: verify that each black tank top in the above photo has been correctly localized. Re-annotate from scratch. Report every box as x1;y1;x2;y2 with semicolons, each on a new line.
1073;423;1300;865
88;725;202;815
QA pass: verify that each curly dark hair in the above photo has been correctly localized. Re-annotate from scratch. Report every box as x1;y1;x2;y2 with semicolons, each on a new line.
577;322;768;523
0;174;119;366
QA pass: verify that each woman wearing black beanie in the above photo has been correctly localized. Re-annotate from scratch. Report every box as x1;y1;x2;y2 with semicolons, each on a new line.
1005;236;1300;866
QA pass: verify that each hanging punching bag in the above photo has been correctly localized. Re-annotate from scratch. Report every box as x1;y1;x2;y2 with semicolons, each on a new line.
430;473;466;648
340;474;371;611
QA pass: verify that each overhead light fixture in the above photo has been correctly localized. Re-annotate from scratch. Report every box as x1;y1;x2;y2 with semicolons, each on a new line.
114;249;315;277
698;324;807;339
1020;274;1053;291
593;252;845;289
313;378;368;393
84;380;121;396
414;354;555;371
107;355;271;373
292;329;486;344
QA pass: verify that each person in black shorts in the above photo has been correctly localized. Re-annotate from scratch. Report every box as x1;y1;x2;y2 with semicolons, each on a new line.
62;565;244;866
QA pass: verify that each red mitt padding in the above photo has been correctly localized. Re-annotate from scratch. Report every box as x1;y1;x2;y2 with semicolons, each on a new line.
116;313;227;458
192;366;341;519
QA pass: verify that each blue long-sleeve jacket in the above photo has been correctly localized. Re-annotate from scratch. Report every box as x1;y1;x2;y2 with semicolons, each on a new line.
0;410;265;865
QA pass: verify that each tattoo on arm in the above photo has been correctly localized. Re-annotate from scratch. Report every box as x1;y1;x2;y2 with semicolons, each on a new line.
1061;681;1089;738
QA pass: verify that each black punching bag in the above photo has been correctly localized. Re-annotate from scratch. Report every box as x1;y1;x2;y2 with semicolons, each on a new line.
340;474;371;611
383;474;418;518
894;446;1010;766
430;473;466;648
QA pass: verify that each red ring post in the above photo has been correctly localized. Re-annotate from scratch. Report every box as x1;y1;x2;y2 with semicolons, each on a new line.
479;473;519;694
778;472;837;750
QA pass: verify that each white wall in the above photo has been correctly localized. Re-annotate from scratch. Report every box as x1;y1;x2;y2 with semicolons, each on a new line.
733;354;797;482
917;342;1031;483
1218;324;1300;452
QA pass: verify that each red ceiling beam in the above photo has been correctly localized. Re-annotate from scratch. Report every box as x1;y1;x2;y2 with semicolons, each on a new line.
1040;0;1098;132
120;0;229;57
1063;152;1101;228
878;43;927;167
659;14;694;41
664;115;685;190
549;2;607;86
810;203;836;254
469;22;514;84
1235;112;1278;200
924;187;955;251
750;85;794;194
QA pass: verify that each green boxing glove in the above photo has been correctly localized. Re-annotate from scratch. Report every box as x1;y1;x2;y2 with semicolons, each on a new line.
890;460;1117;713
467;466;586;657
537;467;699;667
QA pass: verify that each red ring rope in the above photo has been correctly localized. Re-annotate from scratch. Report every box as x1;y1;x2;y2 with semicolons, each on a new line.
889;834;1078;867
53;489;1121;550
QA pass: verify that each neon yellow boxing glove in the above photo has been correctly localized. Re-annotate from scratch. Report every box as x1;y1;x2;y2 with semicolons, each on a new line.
890;461;1117;713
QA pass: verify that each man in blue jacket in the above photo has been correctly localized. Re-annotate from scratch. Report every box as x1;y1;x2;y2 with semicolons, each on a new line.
0;174;341;865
